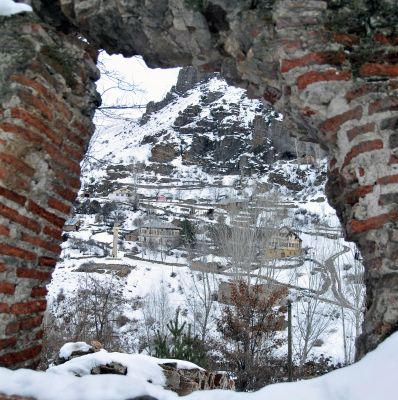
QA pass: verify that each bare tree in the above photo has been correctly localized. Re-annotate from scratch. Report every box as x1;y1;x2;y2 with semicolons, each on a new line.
212;193;284;284
181;270;218;343
293;264;335;374
141;280;174;354
42;273;135;366
338;249;365;364
95;53;146;123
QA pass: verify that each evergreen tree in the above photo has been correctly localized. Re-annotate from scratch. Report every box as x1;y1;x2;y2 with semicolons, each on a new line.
181;219;196;247
154;310;208;367
154;330;170;358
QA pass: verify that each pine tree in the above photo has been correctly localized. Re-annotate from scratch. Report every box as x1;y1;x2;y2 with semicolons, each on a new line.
154;310;208;367
181;219;196;247
154;330;170;358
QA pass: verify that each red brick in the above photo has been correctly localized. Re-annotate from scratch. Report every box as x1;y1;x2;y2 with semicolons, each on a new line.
11;108;61;146
58;124;85;148
72;119;91;138
43;225;62;241
31;287;48;297
373;33;398;46
54;169;81;190
44;143;81;175
360;63;398;77
297;69;351;90
342;139;384;168
377;174;398;185
281;51;345;73
0;121;41;145
48;197;71;214
389;155;398;164
0;345;42;367
0;263;6;272
332;32;359;46
368;98;398;115
346;84;383;102
301;106;318;117
0;243;36;261
21;233;60;254
262;86;281;105
36;329;44;339
0;165;30;191
0;152;35;177
16;268;51;281
38;257;57;268
10;75;56;102
0;282;16;295
320;106;363;135
345;185;374;205
0;203;40;233
0;337;17;350
28;200;65;228
54;101;73;120
11;300;47;315
18;91;53;121
346;122;375;142
0;303;10;313
0;186;26;206
6;315;44;334
349;210;398;233
63;142;84;161
0;224;10;236
55;186;78;203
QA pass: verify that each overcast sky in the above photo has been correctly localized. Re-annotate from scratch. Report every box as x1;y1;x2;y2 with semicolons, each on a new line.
96;53;180;123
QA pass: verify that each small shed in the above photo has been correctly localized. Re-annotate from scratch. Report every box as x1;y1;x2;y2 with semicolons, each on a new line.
64;217;81;232
125;230;139;242
191;255;227;273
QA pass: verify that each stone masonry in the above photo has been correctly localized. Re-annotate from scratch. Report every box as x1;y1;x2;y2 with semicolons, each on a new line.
1;0;398;368
0;12;99;367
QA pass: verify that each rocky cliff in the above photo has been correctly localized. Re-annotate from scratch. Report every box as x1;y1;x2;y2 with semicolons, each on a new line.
139;67;322;176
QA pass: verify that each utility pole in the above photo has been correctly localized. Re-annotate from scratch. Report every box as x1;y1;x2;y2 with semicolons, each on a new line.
287;299;293;382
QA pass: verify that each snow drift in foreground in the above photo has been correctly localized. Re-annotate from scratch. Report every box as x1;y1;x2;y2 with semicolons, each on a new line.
1;332;397;400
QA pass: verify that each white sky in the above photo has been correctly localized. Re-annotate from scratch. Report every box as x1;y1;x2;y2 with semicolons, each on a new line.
96;53;180;123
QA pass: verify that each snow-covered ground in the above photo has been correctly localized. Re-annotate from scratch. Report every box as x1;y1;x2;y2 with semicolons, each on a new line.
0;332;396;400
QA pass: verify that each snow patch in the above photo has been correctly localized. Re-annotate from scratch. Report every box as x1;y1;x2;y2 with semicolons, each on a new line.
59;342;93;359
0;0;32;16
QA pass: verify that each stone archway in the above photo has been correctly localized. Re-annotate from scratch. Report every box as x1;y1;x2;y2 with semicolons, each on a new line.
1;0;398;369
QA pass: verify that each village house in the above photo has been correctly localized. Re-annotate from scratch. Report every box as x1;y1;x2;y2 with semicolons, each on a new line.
108;187;136;203
266;226;302;259
124;230;139;242
63;217;81;232
138;220;182;248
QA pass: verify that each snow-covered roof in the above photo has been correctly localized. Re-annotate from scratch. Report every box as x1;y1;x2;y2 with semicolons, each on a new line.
279;226;301;240
65;218;80;226
141;220;181;230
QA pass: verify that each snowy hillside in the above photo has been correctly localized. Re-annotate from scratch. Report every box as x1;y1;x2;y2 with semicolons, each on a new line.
46;68;364;380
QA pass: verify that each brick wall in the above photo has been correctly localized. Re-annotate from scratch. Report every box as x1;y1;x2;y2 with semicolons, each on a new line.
0;13;99;368
273;1;398;358
0;0;397;368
